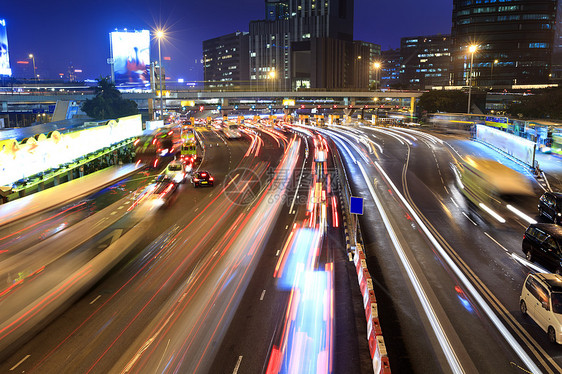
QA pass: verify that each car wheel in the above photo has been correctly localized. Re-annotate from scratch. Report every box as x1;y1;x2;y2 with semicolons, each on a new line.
520;300;527;315
548;326;557;344
525;251;532;262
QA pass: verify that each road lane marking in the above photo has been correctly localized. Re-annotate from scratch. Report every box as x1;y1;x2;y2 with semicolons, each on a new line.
275;250;280;256
484;233;508;252
90;295;102;305
10;355;30;371
285;225;289;229
462;212;477;226
232;356;243;374
110;211;117;215
260;290;266;300
118;206;124;209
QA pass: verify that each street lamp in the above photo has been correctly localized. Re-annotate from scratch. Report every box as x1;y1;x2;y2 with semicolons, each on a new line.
29;54;37;82
467;44;478;114
491;59;498;85
268;70;276;92
373;62;381;91
156;30;165;120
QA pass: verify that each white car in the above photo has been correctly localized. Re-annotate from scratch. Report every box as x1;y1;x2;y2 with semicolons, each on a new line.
165;161;187;184
520;273;562;343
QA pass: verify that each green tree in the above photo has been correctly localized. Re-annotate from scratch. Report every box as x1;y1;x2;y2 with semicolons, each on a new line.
508;88;562;120
417;90;468;113
81;77;139;120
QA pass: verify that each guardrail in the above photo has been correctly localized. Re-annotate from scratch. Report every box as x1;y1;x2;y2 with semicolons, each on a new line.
330;140;391;374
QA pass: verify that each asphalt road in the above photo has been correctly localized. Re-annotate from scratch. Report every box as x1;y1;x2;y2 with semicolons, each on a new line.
323;124;562;374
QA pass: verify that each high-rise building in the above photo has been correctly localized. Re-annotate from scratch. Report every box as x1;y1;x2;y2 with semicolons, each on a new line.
380;49;402;89
202;31;250;89
355;41;382;87
451;0;559;87
249;0;356;90
400;34;451;89
266;0;290;20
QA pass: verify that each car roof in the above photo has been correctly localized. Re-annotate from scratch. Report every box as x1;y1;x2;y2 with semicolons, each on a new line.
533;273;562;293
527;223;562;238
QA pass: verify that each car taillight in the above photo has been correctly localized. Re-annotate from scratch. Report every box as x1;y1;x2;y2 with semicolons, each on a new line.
209;177;214;181
193;178;199;182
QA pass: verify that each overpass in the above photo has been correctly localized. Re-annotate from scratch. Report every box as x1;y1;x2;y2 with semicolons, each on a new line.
0;89;423;121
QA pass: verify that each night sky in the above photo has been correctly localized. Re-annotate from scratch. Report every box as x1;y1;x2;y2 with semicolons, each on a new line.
2;0;452;81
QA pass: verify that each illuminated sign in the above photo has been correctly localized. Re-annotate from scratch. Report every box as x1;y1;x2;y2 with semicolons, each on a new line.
110;30;150;89
0;19;12;76
0;115;143;187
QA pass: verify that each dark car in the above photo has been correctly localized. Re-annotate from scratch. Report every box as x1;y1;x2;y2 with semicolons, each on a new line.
192;171;214;188
539;192;562;224
523;223;562;274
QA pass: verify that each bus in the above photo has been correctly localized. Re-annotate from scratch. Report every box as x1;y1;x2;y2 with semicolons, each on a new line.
455;156;534;207
134;125;182;168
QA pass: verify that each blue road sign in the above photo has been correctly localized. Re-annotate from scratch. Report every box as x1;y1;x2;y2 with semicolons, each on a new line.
350;196;364;215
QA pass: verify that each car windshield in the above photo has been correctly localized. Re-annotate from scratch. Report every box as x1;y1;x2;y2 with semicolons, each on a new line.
552;292;562;314
168;164;182;171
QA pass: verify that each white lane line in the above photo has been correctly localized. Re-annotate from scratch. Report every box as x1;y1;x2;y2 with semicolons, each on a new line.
285;225;289;229
90;295;102;305
484;232;509;252
118;206;124;210
289;148;308;214
232;356;243;374
110;211;117;216
260;290;266;301
451;198;459;208
462;212;478;226
10;355;30;371
275;250;280;256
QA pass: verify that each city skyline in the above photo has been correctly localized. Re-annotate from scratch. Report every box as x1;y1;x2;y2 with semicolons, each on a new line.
2;0;451;81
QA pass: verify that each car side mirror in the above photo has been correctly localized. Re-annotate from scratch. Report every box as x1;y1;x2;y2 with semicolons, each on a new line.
543;301;550;311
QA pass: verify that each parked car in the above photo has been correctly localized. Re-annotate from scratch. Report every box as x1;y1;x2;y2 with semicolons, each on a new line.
539;192;562;224
520;273;562;343
522;223;562;274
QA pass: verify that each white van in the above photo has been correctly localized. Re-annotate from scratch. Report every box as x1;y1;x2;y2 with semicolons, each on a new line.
520;273;562;343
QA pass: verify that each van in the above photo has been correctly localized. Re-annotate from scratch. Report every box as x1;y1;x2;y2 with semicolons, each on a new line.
538;192;562;224
520;273;562;343
522;223;562;274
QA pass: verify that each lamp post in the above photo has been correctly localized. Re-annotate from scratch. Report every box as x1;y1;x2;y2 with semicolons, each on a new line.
491;59;498;85
28;54;37;82
467;44;478;114
268;69;276;92
374;62;381;91
156;30;164;120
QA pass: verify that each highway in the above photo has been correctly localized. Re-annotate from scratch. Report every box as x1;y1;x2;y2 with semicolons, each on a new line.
0;124;372;374
320;124;562;374
2;119;562;373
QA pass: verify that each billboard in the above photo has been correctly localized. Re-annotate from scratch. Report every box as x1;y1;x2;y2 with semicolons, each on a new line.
110;30;150;89
0;19;11;77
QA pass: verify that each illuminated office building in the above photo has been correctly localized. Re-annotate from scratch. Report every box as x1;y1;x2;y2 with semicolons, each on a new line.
400;35;451;89
451;0;560;87
249;0;360;90
202;32;250;89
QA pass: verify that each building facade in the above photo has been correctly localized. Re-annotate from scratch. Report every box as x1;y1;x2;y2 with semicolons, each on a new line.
400;34;451;89
451;0;559;87
202;32;250;89
249;0;359;90
380;48;402;89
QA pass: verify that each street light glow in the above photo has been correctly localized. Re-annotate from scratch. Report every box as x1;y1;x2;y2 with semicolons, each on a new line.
468;45;478;53
269;70;276;79
28;54;33;58
156;30;164;39
374;62;381;69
